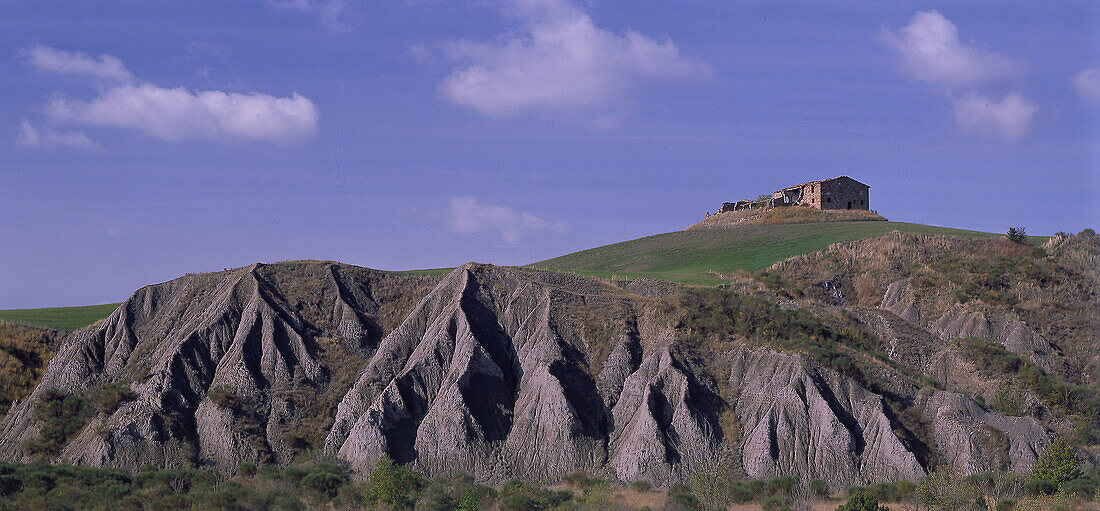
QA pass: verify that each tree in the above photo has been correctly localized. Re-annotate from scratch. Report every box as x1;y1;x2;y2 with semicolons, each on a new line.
1030;439;1080;490
1007;227;1027;244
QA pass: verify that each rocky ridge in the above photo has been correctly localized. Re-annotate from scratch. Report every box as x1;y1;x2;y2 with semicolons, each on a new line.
4;231;1095;486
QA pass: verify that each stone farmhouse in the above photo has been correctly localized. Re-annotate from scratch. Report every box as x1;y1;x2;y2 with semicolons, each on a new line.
720;176;870;213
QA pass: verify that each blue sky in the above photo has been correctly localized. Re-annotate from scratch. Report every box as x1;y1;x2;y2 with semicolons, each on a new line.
1;0;1097;308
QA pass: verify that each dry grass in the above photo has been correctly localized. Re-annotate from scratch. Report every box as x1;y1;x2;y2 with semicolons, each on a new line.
753;207;887;225
690;207;885;229
0;322;62;412
769;230;1098;382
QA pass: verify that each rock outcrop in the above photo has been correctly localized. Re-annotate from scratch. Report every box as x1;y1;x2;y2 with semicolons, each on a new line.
0;258;1073;486
0;262;437;471
729;349;923;486
323;264;720;484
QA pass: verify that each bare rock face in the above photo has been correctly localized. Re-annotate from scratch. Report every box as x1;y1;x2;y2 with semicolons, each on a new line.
879;279;1063;374
0;259;1071;486
0;263;435;471
880;280;921;324
323;265;720;485
931;304;1063;374
921;390;1051;474
729;349;924;487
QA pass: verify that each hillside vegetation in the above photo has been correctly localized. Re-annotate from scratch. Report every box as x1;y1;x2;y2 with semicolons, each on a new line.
530;221;1010;285
0;322;62;413
690;206;887;229
0;303;120;331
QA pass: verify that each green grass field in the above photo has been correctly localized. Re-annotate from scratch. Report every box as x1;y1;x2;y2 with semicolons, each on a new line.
529;221;1011;286
0;221;1031;329
0;303;121;331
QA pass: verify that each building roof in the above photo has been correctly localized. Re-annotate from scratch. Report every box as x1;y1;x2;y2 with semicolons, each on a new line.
780;175;869;191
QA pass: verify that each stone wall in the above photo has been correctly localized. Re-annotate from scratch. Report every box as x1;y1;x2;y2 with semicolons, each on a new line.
820;176;869;210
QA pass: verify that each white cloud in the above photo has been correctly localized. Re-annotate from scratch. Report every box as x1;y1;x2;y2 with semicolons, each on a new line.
448;195;564;243
952;92;1037;143
436;0;710;118
268;0;358;33
1071;68;1100;102
879;10;1021;90
22;44;132;82
45;84;319;143
880;11;1037;142
15;120;100;151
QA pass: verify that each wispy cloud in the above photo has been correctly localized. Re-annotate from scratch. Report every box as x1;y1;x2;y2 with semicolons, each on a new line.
22;44;133;82
15;120;100;151
1071;68;1100;103
952;93;1037;143
46;84;318;143
448;195;564;243
433;0;710;122
878;11;1020;90
20;45;319;146
268;0;358;34
880;11;1035;143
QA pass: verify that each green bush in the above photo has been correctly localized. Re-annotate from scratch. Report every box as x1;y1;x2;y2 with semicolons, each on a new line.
501;492;539;511
665;484;703;511
1007;228;1027;244
631;481;652;493
1059;477;1098;499
1031;439;1080;490
995;498;1015;511
761;494;792;511
809;479;829;497
90;383;134;415
562;470;592;488
918;467;982;511
500;479;572;510
22;389;90;458
302;470;348;499
367;456;423;508
237;462;257;478
837;491;890;511
1024;478;1055;496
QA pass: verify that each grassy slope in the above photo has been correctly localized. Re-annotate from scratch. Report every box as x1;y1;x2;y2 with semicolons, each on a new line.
529;221;1009;286
0;303;120;331
0;222;1028;328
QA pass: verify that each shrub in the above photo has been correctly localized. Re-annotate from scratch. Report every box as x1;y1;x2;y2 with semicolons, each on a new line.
764;475;799;497
237;462;257;478
1007;228;1027;244
837;491;890;511
1023;479;1055;496
366;456;423;508
996;498;1016;511
631;481;652;493
990;382;1027;417
809;479;829;497
582;482;611;510
302;470;348;500
90;384;135;416
1059;477;1097;499
500;492;538;511
918;467;982;511
762;494;792;511
23;389;90;458
1030;439;1080;490
665;484;702;511
562;470;592;489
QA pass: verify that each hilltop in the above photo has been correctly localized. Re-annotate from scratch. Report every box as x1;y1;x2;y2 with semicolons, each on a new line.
530;220;1010;285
